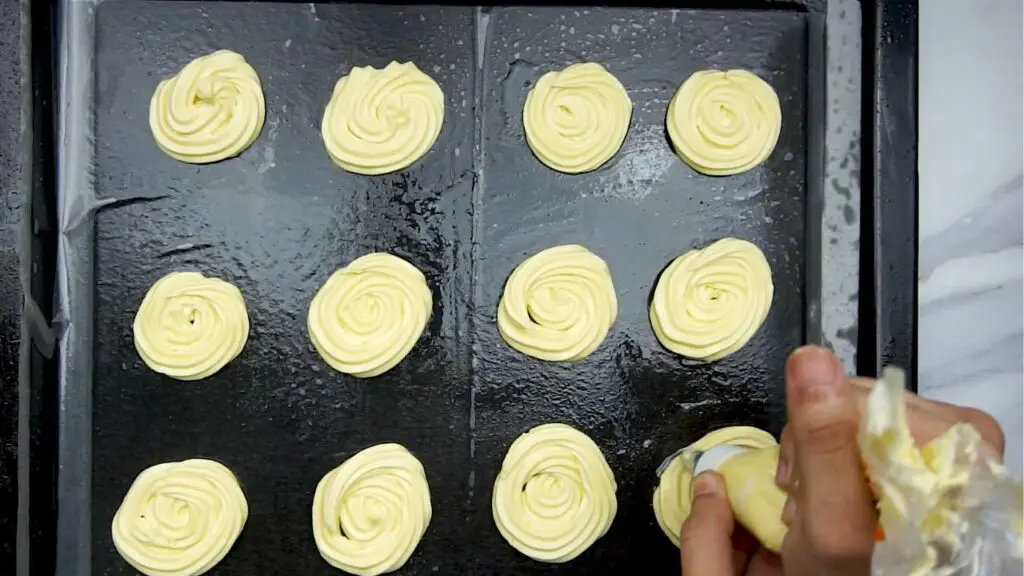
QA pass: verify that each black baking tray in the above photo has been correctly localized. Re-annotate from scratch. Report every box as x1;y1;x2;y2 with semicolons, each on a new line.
16;0;919;574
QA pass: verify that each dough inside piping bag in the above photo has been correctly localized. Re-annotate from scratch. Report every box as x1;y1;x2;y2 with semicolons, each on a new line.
860;367;1024;575
652;426;786;552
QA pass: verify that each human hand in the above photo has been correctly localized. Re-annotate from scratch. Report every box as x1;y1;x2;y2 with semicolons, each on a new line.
680;346;1005;575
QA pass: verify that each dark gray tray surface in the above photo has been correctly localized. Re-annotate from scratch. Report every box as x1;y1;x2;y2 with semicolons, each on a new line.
90;2;807;574
0;0;25;569
468;7;805;574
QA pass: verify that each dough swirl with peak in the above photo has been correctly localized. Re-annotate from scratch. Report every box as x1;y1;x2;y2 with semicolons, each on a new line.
133;271;249;381
497;245;617;361
307;253;432;377
650;238;773;361
112;459;248;576
666;69;781;176
149;50;266;164
321;61;444;175
312;444;432;576
492;423;617;563
523;63;632;173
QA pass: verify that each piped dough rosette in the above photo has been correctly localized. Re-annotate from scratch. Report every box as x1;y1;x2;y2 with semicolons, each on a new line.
149;50;266;164
649;238;773;361
111;459;248;576
321;61;444;175
523;62;633;174
312;444;432;576
653;427;782;550
492;423;617;563
666;69;781;176
497;245;617;362
133;271;250;381
307;253;432;377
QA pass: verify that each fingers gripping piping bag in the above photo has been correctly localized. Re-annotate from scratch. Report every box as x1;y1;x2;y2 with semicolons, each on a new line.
860;367;1024;575
652;426;787;552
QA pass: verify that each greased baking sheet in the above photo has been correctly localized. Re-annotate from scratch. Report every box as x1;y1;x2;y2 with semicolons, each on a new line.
56;2;839;574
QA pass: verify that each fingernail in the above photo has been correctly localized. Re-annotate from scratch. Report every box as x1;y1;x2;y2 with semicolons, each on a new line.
781;495;796;524
775;456;790;486
788;346;841;389
692;472;720;497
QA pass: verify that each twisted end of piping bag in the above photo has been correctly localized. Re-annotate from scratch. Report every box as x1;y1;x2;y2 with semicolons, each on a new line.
860;366;1024;575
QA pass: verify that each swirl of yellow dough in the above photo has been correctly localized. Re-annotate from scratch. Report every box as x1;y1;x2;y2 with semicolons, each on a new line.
308;253;432;378
111;459;248;576
652;426;779;549
497;245;617;362
523;62;633;174
666;69;781;176
650;238;773;361
321;61;445;175
312;444;432;576
133;271;250;381
149;50;266;164
492;423;618;563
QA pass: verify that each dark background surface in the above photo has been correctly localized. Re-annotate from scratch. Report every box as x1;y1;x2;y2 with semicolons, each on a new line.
858;0;918;386
90;2;806;574
0;0;24;570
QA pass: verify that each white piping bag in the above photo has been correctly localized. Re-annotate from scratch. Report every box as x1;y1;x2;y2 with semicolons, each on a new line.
859;367;1023;575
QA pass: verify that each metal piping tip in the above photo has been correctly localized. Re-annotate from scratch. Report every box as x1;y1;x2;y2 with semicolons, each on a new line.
655;447;688;478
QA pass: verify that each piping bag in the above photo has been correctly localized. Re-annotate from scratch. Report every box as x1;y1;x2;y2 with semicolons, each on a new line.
657;367;1023;573
860;367;1023;575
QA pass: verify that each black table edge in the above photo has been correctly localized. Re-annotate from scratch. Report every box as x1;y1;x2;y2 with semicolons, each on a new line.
18;0;60;574
858;0;919;391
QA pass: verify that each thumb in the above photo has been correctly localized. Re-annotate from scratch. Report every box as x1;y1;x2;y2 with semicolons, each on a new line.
782;346;874;568
680;472;735;575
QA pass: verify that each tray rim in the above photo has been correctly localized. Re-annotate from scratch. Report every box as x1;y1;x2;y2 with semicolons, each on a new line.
14;0;919;573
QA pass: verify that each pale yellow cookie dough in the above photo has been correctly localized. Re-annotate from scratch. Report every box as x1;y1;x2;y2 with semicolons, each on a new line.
860;367;1024;575
497;245;617;361
523;62;633;174
717;444;788;552
149;50;266;164
492;423;617;563
312;444;432;576
649;238;773;361
666;69;781;176
653;426;786;552
133;271;250;381
112;459;248;576
307;253;432;377
321;61;444;175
